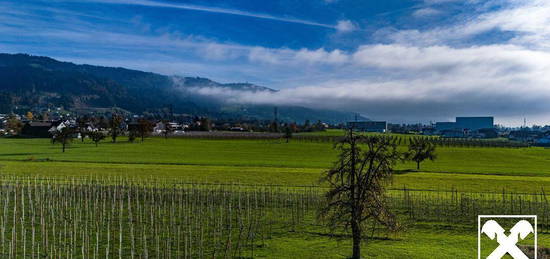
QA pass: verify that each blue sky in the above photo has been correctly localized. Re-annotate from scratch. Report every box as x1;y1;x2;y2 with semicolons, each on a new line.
2;0;550;125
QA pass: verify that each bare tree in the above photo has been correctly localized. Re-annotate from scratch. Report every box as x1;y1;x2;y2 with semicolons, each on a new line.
109;114;124;143
199;117;211;131
88;130;106;147
320;129;403;259
284;125;292;143
137;118;154;142
407;138;437;170
161;120;174;139
128;127;138;143
52;126;75;153
76;116;89;142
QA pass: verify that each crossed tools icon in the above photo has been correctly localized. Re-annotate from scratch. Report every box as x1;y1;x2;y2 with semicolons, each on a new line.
481;219;535;259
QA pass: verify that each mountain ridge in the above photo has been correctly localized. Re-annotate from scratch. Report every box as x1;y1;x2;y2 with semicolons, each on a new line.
0;53;362;123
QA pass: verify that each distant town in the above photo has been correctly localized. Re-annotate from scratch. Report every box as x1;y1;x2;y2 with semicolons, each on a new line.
2;107;549;145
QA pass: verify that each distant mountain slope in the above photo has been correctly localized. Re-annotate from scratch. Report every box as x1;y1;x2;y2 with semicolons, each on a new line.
0;53;361;123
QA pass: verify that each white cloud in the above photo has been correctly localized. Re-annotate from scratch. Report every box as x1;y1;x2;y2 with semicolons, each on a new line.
294;48;349;64
351;44;550;71
200;43;243;60
388;0;550;49
413;8;442;17
245;47;349;65
248;47;286;64
335;20;356;32
187;43;550;124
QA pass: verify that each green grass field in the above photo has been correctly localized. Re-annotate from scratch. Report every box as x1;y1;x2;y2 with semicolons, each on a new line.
295;129;347;136
2;136;550;192
1;136;549;258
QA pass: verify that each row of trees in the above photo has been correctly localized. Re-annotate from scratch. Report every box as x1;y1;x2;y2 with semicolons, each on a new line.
77;116;162;144
51;116;165;152
49;114;319;152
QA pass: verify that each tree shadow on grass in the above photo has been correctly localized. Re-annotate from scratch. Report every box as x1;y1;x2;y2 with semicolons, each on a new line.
303;231;402;241
393;169;416;175
0;153;49;157
48;145;83;150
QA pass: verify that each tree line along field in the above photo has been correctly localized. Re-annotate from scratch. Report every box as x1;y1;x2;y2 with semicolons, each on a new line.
1;135;550;257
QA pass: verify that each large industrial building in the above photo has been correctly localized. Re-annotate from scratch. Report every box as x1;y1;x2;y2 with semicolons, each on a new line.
347;121;387;133
455;117;494;130
434;122;457;131
435;117;494;131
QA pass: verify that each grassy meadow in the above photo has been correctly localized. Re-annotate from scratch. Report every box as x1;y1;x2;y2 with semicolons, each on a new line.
0;133;549;258
2;136;550;192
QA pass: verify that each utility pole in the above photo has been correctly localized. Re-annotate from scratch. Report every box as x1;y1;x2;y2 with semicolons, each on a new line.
169;104;174;121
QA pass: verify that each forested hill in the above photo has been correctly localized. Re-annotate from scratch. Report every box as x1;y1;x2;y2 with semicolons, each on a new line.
0;53;360;123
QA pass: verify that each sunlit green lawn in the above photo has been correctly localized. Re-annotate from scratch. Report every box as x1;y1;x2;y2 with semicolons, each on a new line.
2;136;550;192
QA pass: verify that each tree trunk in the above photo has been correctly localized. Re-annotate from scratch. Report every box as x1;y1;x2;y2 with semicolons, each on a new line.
62;142;66;153
351;220;361;259
416;161;420;170
350;127;361;259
